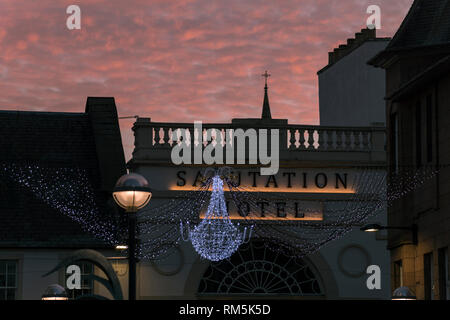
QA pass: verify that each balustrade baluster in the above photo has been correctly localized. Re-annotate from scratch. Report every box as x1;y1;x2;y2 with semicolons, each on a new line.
298;129;306;150
160;127;169;147
335;130;343;150
216;129;223;159
203;129;208;147
307;129;315;150
154;127;162;146
326;130;334;150
354;131;362;150
171;128;178;147
317;129;324;150
289;129;296;149
362;131;370;150
344;131;352;150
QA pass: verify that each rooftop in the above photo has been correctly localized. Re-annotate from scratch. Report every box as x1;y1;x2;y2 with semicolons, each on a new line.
0;97;127;248
317;28;390;74
369;0;450;67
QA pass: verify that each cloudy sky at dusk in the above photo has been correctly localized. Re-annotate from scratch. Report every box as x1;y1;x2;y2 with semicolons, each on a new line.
0;0;413;160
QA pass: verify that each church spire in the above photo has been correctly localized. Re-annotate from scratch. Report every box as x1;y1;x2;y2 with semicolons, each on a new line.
261;70;272;119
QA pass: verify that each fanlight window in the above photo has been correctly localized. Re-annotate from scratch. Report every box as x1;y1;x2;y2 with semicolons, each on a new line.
198;240;323;296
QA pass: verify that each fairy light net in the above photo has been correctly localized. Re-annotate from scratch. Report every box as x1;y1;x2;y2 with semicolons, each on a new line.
3;162;439;261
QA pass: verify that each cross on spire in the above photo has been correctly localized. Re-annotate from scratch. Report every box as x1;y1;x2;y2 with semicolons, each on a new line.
261;70;272;119
261;70;271;87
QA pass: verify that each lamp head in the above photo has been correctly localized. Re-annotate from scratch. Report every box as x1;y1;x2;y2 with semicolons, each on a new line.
360;224;383;232
113;173;152;212
41;284;69;300
392;286;416;300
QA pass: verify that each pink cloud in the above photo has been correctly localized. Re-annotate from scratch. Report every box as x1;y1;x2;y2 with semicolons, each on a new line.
0;0;414;161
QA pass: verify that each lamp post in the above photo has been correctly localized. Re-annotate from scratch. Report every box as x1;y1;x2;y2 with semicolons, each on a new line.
360;223;418;245
113;173;152;301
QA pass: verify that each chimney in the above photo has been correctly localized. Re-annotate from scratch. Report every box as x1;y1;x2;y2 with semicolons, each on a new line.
326;28;377;67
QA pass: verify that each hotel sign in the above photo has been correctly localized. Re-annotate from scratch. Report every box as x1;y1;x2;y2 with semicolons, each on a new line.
173;169;353;193
171;169;355;221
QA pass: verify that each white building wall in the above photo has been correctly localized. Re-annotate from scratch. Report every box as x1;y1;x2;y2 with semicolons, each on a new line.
316;38;390;298
132;165;390;299
318;40;389;127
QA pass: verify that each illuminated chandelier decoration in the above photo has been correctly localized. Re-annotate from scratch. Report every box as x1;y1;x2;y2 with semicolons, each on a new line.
180;174;253;261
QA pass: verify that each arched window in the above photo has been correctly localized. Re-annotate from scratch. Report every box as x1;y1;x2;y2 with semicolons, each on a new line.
198;240;323;296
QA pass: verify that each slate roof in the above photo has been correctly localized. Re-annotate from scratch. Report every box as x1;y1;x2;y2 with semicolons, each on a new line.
386;0;450;51
369;0;450;66
0;97;127;248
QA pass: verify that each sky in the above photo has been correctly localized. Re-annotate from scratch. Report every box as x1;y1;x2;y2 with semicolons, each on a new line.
0;0;414;161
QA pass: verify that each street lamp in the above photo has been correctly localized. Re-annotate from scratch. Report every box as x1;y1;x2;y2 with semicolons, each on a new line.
360;223;418;245
113;173;152;212
41;284;68;300
113;173;152;300
392;286;416;300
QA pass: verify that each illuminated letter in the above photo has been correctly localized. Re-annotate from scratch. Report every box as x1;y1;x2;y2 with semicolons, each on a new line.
265;175;278;188
315;173;328;189
283;172;296;188
276;202;286;218
335;173;347;189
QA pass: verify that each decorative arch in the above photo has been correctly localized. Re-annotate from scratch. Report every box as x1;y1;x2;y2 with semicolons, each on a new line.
197;240;324;297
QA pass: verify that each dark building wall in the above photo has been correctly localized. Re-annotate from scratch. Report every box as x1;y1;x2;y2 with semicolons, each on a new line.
86;97;127;192
386;64;450;299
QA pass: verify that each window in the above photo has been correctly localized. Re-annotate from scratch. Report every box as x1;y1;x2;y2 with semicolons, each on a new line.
424;252;434;300
415;100;422;167
394;260;403;289
198;240;323;296
438;247;449;300
65;262;94;300
390;113;399;173
0;260;18;300
426;94;433;163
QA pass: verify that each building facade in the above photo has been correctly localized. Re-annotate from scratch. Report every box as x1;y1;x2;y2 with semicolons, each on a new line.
318;28;389;127
0;97;128;300
0;29;396;299
370;0;450;300
128;79;389;299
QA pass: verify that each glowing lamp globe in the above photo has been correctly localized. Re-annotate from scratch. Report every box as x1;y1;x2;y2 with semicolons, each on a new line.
41;284;68;300
113;173;152;212
391;286;416;300
360;224;382;232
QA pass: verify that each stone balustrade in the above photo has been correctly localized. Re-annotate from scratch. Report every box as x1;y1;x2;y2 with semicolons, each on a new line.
130;118;386;166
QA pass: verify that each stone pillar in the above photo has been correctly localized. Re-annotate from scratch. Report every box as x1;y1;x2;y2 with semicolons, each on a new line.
132;117;153;161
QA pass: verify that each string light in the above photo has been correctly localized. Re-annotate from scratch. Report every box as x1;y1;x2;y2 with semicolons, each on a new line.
1;163;120;245
3;162;439;261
